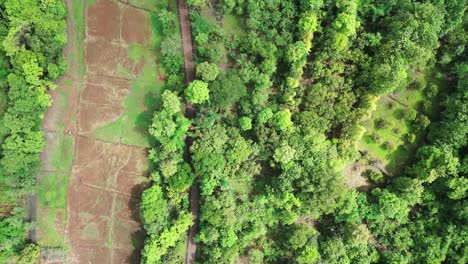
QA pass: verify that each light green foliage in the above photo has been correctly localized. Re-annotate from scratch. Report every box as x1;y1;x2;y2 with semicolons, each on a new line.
273;143;296;165
187;0;205;8
142;212;192;264
140;185;169;227
239;116;252;131
185;80;210;104
273;109;294;133
158;9;177;35
286;41;307;67
298;13;318;34
17;244;40;264
257;108;273;124
298;246;320;264
196;61;219;82
145;0;465;263
408;146;459;183
404;108;417;121
0;1;67;258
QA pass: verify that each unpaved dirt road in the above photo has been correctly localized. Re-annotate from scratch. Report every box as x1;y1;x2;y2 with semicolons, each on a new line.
177;1;199;263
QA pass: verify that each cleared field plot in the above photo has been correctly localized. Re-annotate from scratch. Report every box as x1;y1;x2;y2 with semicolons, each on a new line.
37;0;163;262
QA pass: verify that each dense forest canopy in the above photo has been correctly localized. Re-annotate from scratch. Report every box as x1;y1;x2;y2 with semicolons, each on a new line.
141;0;467;263
0;0;67;262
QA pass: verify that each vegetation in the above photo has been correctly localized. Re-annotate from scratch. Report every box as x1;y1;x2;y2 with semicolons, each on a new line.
143;0;466;263
0;0;67;261
139;2;192;263
0;0;464;263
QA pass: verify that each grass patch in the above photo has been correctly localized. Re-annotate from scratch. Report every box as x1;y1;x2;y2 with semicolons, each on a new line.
37;207;67;248
38;172;70;208
128;0;159;12
359;67;448;174
70;0;86;78
359;94;422;173
94;44;164;147
223;14;244;36
37;171;70;248
94;81;163;146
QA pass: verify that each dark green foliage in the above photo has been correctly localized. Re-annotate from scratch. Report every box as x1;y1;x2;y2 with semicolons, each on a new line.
374;118;390;129
209;72;247;110
0;210;27;262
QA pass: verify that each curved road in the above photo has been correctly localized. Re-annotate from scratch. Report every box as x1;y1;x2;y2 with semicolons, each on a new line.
177;1;199;264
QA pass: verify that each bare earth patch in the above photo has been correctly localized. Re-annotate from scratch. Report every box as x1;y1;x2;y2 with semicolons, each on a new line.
343;163;370;190
65;0;155;262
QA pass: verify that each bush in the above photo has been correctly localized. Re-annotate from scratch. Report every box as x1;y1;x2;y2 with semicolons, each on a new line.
382;141;396;151
365;169;384;184
415;79;427;91
414;115;430;130
17;244;40;264
405;133;416;143
185;80;210;104
404;108;417;121
374;118;390;129
421;100;432;114
425;83;438;98
393;128;401;135
239;117;253;131
369;132;381;144
196;62;219;82
257;108;273;124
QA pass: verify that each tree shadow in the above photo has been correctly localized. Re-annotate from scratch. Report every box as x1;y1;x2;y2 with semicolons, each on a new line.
134;91;162;147
125;183;149;264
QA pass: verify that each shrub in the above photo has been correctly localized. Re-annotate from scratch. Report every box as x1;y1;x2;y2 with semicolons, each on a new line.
17;244;40;264
365;169;384;184
239;117;253;131
404;108;417;121
374;118;390;129
196;62;219;82
369;132;382;144
414;115;430;130
382;141;395;151
405;133;416;143
257;108;273;124
415;79;427;91
425;83;438;98
393;128;401;135
185;80;210;104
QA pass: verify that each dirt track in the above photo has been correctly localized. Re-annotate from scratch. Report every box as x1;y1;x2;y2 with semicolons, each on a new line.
177;0;199;263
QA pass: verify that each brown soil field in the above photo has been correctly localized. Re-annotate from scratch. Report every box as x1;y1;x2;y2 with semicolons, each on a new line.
64;0;154;262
